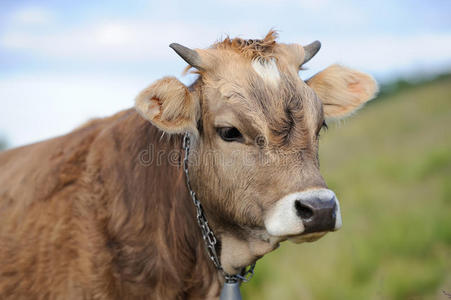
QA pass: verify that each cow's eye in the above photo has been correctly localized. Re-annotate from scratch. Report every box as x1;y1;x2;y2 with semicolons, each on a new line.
216;127;243;142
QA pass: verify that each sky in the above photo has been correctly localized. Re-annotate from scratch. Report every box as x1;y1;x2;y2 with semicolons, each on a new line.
1;0;451;147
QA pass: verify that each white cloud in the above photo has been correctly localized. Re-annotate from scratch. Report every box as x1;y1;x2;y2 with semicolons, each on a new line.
5;5;450;80
4;4;449;78
9;6;54;25
0;74;151;147
290;32;451;80
0;20;220;62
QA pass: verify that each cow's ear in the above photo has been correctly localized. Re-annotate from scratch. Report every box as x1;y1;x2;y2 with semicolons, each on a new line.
307;64;378;119
135;77;199;135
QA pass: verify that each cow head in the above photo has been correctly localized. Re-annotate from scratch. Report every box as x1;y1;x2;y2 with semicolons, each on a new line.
135;31;377;274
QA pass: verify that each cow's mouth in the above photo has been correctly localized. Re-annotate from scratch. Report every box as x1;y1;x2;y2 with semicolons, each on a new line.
287;231;328;244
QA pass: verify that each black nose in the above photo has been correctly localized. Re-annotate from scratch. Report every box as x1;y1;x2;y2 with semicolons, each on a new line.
294;195;337;233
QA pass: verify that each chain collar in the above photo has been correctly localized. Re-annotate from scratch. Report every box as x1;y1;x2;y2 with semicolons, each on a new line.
182;133;256;283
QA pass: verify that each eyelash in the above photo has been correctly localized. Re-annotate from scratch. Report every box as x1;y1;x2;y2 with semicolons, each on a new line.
317;121;328;138
216;127;244;142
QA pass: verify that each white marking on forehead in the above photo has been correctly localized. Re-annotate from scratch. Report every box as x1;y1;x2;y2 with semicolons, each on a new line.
251;58;280;86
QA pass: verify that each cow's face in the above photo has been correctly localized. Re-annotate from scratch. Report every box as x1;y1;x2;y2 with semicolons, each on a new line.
135;31;377;274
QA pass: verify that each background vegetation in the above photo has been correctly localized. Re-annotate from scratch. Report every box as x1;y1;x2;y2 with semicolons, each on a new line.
243;75;451;299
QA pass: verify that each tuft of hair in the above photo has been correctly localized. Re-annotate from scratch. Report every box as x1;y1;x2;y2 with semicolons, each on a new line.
213;30;279;60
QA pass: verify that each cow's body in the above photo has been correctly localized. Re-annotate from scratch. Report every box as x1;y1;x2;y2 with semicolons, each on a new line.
0;31;377;299
0;110;219;299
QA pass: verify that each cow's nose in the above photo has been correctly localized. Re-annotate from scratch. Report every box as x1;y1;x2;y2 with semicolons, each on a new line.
294;191;339;233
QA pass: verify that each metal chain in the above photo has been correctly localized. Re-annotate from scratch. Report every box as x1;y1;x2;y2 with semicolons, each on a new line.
182;133;256;283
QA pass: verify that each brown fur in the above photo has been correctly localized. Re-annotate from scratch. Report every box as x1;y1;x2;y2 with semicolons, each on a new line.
213;30;278;60
0;31;377;298
306;64;379;118
0;110;218;299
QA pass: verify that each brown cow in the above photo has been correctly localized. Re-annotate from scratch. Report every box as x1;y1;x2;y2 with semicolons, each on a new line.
0;31;377;299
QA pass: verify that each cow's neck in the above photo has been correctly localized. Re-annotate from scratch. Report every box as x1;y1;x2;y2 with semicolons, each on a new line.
93;110;220;298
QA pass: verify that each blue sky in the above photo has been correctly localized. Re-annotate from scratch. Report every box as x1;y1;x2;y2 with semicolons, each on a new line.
1;0;451;147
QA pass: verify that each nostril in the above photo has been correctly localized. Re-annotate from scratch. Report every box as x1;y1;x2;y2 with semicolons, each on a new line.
294;200;314;220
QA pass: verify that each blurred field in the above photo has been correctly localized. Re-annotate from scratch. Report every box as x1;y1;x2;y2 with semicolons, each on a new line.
243;76;451;300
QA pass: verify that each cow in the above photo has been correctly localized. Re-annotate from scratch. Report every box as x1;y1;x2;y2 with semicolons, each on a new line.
0;30;377;299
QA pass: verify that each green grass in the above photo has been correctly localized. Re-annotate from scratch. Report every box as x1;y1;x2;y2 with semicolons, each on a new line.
242;77;451;299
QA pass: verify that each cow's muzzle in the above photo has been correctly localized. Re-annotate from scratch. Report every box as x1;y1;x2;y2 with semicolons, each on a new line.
264;189;342;238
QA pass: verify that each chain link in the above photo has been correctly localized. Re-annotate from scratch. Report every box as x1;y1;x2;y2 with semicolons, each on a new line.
182;133;256;283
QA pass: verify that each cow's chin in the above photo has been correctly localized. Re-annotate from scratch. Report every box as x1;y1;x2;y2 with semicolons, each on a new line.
220;232;282;275
287;231;328;244
220;230;328;274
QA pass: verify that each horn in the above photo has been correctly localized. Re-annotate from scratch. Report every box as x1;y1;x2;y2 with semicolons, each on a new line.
303;40;321;64
169;43;204;70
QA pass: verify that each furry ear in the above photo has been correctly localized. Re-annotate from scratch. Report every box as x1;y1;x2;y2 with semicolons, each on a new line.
307;64;378;119
135;77;199;135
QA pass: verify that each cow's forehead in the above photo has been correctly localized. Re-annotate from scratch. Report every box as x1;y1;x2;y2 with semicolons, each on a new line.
202;45;307;108
201;53;323;147
194;30;324;145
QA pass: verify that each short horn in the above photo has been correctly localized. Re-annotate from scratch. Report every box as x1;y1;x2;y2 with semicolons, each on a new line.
169;43;204;70
303;41;321;64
